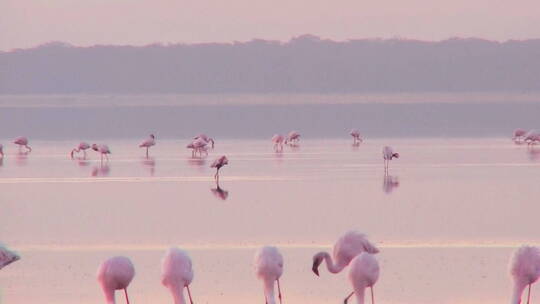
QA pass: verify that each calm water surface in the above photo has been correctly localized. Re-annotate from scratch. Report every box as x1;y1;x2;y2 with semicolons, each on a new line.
1;138;539;304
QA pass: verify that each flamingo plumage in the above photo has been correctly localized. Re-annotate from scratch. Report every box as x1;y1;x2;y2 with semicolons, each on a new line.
162;247;195;304
92;144;111;162
139;134;156;157
284;131;300;145
254;246;284;304
382;146;399;174
71;142;91;159
272;134;285;151
509;246;540;304
210;155;228;183
193;134;215;149
13;136;31;152
344;252;380;304
0;244;20;270
350;129;363;144
97;256;135;304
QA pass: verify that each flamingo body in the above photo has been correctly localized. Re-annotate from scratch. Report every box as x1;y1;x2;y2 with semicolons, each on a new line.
92;144;111;162
345;253;380;304
162;247;194;304
97;256;135;304
285;131;300;145
513;129;528;142
382;146;399;174
272;134;285;151
509;246;540;304
139;134;156;157
13;136;31;152
0;245;20;270
350;129;362;144
254;246;284;304
211;155;228;182
194;134;214;148
71;142;90;158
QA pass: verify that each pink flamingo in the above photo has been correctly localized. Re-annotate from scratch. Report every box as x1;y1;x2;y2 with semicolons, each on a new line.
509;246;540;304
382;146;399;174
344;252;380;304
92;144;111;162
0;245;20;270
513;129;528;143
187;138;208;157
272;134;285;151
210;155;228;183
13;136;31;152
525;131;540;147
194;134;215;148
284;131;300;145
350;129;363;144
162;247;194;304
0;144;4;158
97;256;135;304
312;230;379;276
139;134;156;157
254;246;284;304
71;142;91;159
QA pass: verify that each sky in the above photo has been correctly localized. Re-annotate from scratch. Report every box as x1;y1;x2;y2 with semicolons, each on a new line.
1;0;540;51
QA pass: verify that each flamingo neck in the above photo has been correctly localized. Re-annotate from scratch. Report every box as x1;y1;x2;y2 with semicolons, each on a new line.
510;282;527;304
323;252;346;274
102;287;116;304
263;278;276;304
170;285;187;304
353;286;366;304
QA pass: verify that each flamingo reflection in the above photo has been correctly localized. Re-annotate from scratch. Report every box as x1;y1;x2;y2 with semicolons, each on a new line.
528;147;540;161
15;151;29;166
141;157;156;176
91;164;110;177
382;175;399;194
210;185;229;200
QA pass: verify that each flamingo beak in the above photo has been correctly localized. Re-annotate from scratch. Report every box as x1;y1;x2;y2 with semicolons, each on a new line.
312;256;323;276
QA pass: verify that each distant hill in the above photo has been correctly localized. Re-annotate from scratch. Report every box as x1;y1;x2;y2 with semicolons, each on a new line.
1;35;540;94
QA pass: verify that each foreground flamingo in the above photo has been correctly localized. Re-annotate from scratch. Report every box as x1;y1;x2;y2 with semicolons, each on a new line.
162;247;194;304
13;136;31;152
312;230;379;276
509;246;540;304
254;246;284;304
97;256;135;304
272;134;285;151
344;253;380;304
92;144;111;162
0;245;20;270
350;129;363;144
194;134;215;148
139;134;156;157
210;155;228;183
71;142;90;159
382;146;399;174
513;129;528;143
285;131;300;145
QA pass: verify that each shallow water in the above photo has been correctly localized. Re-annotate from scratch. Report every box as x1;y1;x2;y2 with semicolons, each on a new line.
1;138;539;303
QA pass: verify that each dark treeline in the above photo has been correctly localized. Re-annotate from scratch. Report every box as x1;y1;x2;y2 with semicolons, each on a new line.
1;35;540;94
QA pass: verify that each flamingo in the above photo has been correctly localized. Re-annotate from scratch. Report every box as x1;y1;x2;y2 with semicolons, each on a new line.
284;131;300;145
92;144;111;162
162;247;195;304
210;155;228;183
13;136;31;152
343;252;380;304
0;144;4;158
71;142;91;159
312;230;379;276
187;138;208;157
509;246;540;304
0;245;20;270
513;129;528;143
350;129;363;144
139;134;156;157
272;134;285;151
382;146;399;174
254;246;284;304
524;131;540;147
194;134;215;149
97;256;135;304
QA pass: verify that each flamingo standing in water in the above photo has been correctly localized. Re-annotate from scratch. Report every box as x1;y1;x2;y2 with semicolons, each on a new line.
284;131;300;145
272;134;285;151
139;134;156;158
162;247;195;304
194;134;215;149
525;131;540;147
344;253;380;304
211;155;228;183
513;129;528;143
382;146;399;174
350;129;363;144
0;245;20;270
187;138;209;157
13;136;31;152
254;246;284;304
92;144;111;162
509;246;540;304
71;142;91;159
312;230;379;276
97;256;135;304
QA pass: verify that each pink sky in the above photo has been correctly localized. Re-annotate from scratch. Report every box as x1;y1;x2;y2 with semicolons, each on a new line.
1;0;540;51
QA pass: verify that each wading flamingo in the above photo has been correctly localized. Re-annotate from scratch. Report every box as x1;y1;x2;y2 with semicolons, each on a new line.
272;134;285;151
284;131;300;145
71;142;91;159
187;138;208;157
194;134;215;148
0;245;20;270
312;230;379;276
525;131;540;147
350;129;363;144
509;246;540;304
162;247;194;304
92;144;111;162
382;146;399;174
254;246;284;304
513;129;528;143
139;134;156;157
97;256;135;304
13;137;31;152
211;155;228;183
344;253;380;304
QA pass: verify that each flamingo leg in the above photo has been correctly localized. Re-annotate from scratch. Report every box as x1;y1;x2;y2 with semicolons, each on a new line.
124;288;130;304
186;285;194;304
371;286;375;304
146;147;149;158
83;150;87;159
277;279;283;304
527;283;531;304
26;145;32;152
105;153;109;161
343;291;354;304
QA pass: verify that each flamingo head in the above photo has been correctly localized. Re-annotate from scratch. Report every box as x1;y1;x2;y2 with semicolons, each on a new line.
150;134;155;139
312;252;327;276
392;152;400;159
0;250;20;269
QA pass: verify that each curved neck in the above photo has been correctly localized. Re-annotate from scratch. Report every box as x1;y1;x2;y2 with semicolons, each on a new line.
102;287;116;304
170;285;187;304
323;252;346;274
263;278;276;304
353;287;366;304
511;282;528;304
